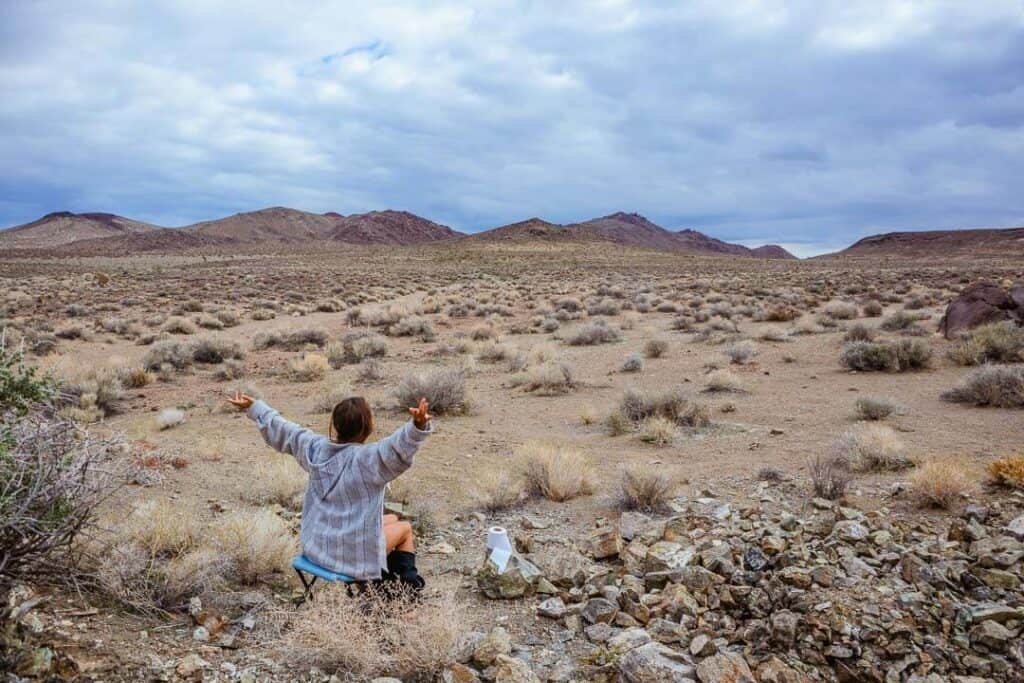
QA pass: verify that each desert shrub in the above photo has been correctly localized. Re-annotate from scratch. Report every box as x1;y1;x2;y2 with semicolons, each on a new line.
723;340;758;365
246;455;307;509
121;500;199;557
251;308;276;321
540;317;560;333
941;364;1024;407
255;328;328;351
617;466;674;512
289;353;329;382
394;368;468;415
211;509;295;584
470;324;496;341
605;410;631;436
1;346;120;587
357;359;385;382
328;332;388;367
910;460;970;509
893;338;932;370
987;456;1024;489
863;301;884;317
155;408;186;430
639;416;677;446
703;369;745;393
756;326;788;342
313;384;351;413
765;305;799;322
619;388;710;427
163;316;196;335
644;338;669;359
196;314;223;330
143;340;192;371
476;341;511;363
388;315;437;342
881;310;924;332
808;455;850;501
622;352;644;373
588;298;621;316
215;310;241;327
844;323;876;343
854;396;897;421
825;301;859;320
840;341;895;371
566;321;621;346
509;362;575;394
119;365;154;388
213;358;246;381
522;441;593;502
63;367;125;417
833;424;911;471
279;583;465;678
470;470;525;513
757;467;784;482
948;321;1024;366
190;337;244;364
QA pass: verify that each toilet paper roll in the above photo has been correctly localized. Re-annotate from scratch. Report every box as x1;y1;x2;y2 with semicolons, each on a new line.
486;526;512;553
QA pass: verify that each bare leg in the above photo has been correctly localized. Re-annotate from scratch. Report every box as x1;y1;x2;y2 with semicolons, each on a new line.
383;513;400;527
384;520;415;553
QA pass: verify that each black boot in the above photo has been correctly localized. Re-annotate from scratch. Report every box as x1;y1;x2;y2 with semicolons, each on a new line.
386;550;426;592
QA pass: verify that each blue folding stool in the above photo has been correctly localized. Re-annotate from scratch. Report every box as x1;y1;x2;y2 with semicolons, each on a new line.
292;555;356;603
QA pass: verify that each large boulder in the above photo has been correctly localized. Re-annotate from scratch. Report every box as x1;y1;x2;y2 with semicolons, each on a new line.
938;281;1024;339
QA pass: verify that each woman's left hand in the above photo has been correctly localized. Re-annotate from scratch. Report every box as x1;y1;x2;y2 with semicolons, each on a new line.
226;391;255;411
408;398;431;429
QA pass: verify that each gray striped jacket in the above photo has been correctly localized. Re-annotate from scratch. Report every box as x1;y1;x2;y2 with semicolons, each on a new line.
246;400;432;580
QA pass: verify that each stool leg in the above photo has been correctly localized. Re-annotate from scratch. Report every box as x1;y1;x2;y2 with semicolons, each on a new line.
294;569;318;605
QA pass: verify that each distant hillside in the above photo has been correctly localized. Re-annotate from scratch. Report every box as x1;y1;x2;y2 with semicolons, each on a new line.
328;210;462;245
824;226;1024;258
0;211;158;249
467;212;796;259
187;207;337;243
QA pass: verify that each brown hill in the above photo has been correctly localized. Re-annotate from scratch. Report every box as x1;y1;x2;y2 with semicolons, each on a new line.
0;211;158;249
328;210;461;245
826;226;1024;258
467;212;796;258
185;207;338;243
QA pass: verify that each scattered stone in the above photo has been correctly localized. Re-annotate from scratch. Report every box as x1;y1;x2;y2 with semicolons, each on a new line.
477;553;544;599
588;525;623;559
493;654;542;683
619;642;697;682
473;627;512;667
695;652;753;683
1005;515;1024;541
831;520;869;543
175;654;209;680
581;597;618;624
537;597;567;619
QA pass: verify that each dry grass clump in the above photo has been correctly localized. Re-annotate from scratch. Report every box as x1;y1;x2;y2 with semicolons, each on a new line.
470;470;525;512
509;361;575;394
893;338;933;370
155;408;186;430
288;353;329;382
863;301;884;317
948;321;1024;366
313;384;351;413
643;338;669;358
388;315;437;341
190;337;245;365
394;368;469;415
211;509;296;584
941;364;1024;408
254;328;328;351
162;316;196;335
213;358;246;381
619;387;711;428
910;460;971;509
327;332;388;367
756;326;788;342
639;416;677;446
62;367;125;418
522;441;593;502
833;424;911;472
357;358;386;382
854;396;898;421
808;455;850;501
476;340;512;363
703;369;746;393
765;305;799;322
122;500;199;557
881;310;926;333
566;321;621;346
844;323;876;343
247;455;307;509
622;352;644;373
825;301;859;320
723;340;758;365
617;466;674;512
987;456;1024;489
840;341;895;371
143;340;193;371
279;584;465;678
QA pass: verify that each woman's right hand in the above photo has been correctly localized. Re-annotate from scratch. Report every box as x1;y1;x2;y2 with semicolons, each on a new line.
408;397;431;429
226;392;255;412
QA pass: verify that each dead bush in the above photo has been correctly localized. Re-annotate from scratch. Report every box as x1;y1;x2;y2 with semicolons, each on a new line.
279;583;465;678
191;337;244;365
987;456;1024;489
840;341;895;371
470;470;525;513
639;416;677;446
941;364;1024;407
833;424;911;472
643;338;669;358
854;396;897;421
211;509;295;584
162;316;196;335
522;441;593;502
247;455;307;509
388;315;437;341
121;499;199;557
394;368;469;415
948;321;1024;366
910;460;970;509
619;388;710;427
288;353;329;382
509;362;575;394
844;323;876;343
617;466;674;512
143;340;192;371
566;321;621;346
808;455;850;500
703;369;746;393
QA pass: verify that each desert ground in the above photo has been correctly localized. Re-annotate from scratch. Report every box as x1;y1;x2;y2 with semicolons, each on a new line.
2;243;1023;682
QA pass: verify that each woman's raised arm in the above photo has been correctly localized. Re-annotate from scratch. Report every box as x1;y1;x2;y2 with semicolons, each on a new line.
227;392;323;472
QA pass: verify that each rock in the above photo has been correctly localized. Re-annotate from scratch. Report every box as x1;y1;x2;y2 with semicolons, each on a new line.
473;626;512;667
646;541;696;573
427;541;457;555
371;679;403;683
695;652;754;683
778;566;812;589
608;627;653;653
520;515;549;530
969;620;1012;652
938;281;1024;339
970;604;1024;624
175;654;209;680
537;547;592;588
970;535;1024;568
619;642;698;682
581;597;619;624
536;597;567;619
1005;515;1024;540
755;657;810;683
743;546;768;571
770;610;798;648
620;511;652;541
689;633;716;657
493;654;542;683
476;553;544;599
831;520;869;543
588;525;623;559
192;626;210;642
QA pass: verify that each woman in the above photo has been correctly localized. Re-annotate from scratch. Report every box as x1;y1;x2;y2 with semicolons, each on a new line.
226;391;432;590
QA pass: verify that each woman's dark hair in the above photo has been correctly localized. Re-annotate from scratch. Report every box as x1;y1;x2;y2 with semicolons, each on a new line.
330;397;373;443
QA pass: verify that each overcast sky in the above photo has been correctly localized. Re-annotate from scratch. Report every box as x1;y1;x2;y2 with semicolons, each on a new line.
2;1;1023;256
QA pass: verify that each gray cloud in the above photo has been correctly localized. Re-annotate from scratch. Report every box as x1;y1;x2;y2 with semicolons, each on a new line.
1;1;1023;255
